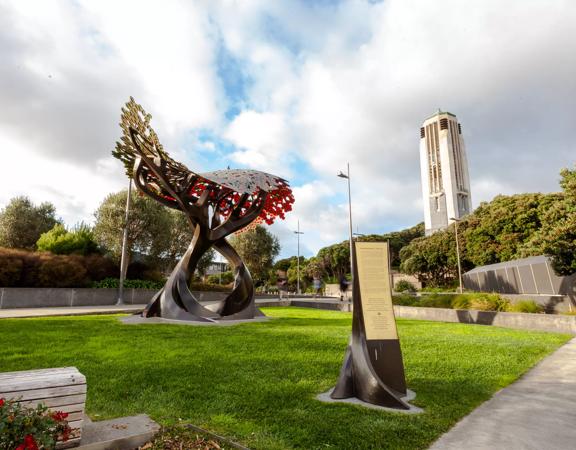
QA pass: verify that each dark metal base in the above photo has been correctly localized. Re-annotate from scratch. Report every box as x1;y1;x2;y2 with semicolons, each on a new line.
331;339;410;410
142;234;261;323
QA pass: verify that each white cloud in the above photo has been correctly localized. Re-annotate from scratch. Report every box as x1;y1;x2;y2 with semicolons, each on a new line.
225;110;292;175
1;0;575;260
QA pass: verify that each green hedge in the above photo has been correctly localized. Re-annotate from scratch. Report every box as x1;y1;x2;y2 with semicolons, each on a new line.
91;277;165;290
91;277;230;292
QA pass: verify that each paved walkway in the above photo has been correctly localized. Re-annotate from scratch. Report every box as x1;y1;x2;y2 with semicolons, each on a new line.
430;337;576;450
0;304;145;319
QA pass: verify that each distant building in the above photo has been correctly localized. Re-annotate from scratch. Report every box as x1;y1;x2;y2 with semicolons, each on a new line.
419;110;472;235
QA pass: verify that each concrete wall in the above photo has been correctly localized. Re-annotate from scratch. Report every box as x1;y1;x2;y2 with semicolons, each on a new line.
0;288;230;309
393;305;576;335
256;299;576;334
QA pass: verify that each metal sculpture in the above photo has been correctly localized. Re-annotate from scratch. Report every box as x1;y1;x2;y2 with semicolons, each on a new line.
113;98;294;322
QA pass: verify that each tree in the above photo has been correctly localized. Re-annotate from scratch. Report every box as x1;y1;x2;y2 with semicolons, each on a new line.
356;223;424;269
93;190;172;267
0;196;59;249
317;242;349;280
228;225;280;285
399;229;458;287
273;257;294;272
37;223;99;255
463;193;559;266
521;166;576;275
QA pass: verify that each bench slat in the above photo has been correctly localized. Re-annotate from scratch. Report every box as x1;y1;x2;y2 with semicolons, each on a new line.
0;367;79;380
0;375;86;393
1;384;87;401
17;394;87;409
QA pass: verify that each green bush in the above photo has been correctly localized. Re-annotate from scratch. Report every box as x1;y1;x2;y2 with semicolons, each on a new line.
37;223;99;255
451;293;509;311
190;281;231;292
206;271;235;285
91;278;165;290
419;293;455;309
392;294;420;306
395;280;416;292
507;300;544;314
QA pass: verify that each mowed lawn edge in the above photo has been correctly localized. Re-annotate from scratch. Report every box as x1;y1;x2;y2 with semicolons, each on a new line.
0;307;570;450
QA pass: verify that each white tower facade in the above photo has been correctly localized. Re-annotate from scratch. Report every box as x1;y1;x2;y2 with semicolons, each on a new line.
419;111;472;235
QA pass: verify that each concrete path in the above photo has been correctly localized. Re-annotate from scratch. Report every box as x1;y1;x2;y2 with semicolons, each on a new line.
0;304;145;319
430;337;576;450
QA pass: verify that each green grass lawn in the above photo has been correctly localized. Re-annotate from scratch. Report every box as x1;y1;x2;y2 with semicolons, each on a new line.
0;307;570;449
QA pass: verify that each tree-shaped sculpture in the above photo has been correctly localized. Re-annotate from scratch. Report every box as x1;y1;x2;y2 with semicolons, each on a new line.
113;98;294;322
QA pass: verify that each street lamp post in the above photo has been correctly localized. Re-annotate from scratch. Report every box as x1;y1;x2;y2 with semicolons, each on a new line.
117;178;133;305
450;217;463;294
294;220;304;295
337;163;354;282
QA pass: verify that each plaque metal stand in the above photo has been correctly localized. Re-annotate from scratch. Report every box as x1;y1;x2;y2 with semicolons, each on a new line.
330;241;411;410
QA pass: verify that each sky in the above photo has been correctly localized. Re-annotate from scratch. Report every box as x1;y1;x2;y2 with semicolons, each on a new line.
0;0;575;259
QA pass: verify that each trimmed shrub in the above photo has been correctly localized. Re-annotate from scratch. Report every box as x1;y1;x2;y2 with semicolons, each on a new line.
82;254;118;281
0;254;23;287
0;247;117;287
37;255;89;288
91;278;165;290
395;280;416;292
190;281;231;292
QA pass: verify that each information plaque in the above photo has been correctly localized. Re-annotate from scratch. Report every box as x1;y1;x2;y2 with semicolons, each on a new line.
330;240;411;409
356;242;398;341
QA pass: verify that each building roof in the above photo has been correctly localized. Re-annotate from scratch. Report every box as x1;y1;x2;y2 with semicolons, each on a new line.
464;255;550;275
424;109;457;121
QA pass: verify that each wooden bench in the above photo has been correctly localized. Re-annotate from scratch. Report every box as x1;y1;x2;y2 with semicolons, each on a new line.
0;367;86;448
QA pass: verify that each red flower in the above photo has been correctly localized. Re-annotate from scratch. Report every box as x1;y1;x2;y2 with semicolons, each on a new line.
0;398;4;407
51;411;69;422
61;425;72;442
16;435;38;450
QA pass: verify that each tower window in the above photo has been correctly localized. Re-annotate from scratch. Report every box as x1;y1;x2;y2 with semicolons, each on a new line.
458;123;462;134
420;127;425;138
439;118;448;130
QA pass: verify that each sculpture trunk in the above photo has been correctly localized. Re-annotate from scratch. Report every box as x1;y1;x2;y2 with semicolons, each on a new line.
143;225;258;322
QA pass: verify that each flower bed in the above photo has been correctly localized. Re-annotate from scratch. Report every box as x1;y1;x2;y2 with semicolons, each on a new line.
0;398;71;450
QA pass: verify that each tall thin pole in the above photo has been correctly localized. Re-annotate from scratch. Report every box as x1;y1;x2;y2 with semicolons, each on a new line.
346;163;354;280
454;219;463;294
117;178;132;305
294;220;304;295
297;221;300;295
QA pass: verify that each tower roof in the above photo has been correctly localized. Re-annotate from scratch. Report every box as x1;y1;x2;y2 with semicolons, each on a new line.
424;109;457;121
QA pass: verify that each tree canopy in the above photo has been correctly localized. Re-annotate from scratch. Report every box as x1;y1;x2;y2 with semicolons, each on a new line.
0;196;60;250
229;225;280;285
93;190;172;267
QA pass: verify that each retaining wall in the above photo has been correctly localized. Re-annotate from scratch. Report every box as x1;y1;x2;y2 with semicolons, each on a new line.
256;299;576;335
0;288;228;309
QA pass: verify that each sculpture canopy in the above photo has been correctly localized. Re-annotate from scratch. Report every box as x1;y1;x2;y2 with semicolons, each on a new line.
113;97;294;229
